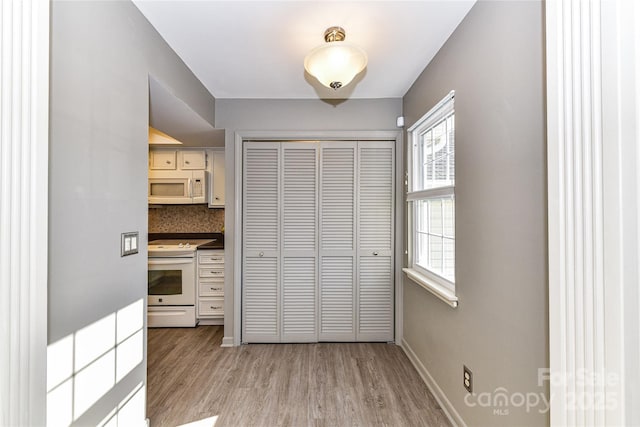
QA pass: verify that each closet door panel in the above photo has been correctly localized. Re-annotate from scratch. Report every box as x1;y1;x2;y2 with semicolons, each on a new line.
281;144;318;342
358;255;393;340
282;257;316;341
319;142;356;341
357;141;394;341
320;145;356;251
242;143;280;342
242;140;395;344
319;256;354;340
243;257;278;341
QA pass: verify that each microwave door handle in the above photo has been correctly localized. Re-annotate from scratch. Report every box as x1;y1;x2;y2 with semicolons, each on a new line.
148;259;194;265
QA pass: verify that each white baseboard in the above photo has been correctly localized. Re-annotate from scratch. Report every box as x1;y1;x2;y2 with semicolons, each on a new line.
221;336;234;347
401;339;466;427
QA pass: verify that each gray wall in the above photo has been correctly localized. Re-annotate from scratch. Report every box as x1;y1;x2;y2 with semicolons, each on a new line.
49;1;215;424
215;98;402;342
402;1;548;426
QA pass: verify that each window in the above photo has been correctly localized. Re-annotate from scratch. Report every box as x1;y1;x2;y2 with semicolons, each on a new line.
404;91;458;307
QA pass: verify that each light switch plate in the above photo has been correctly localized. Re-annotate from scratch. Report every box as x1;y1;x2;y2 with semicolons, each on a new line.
121;232;139;257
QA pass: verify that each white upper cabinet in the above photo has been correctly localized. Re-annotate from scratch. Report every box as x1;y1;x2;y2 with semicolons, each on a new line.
150;149;206;170
180;150;206;169
209;150;225;208
149;150;177;170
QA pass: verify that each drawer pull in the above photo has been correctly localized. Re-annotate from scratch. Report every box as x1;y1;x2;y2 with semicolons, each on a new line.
210;306;222;310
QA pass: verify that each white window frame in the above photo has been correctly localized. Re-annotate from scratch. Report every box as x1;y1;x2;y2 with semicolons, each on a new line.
403;91;458;308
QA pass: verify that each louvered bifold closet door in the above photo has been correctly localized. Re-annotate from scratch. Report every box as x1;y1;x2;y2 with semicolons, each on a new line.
281;143;318;342
319;142;357;341
243;142;280;343
357;141;395;341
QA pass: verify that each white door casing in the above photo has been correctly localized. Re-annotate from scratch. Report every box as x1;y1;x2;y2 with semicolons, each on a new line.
0;0;49;425
546;0;640;424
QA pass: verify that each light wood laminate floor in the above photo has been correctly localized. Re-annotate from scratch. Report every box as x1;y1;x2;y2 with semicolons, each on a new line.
147;326;450;427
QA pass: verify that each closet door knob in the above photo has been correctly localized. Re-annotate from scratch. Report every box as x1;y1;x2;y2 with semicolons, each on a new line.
373;251;379;256
259;252;264;257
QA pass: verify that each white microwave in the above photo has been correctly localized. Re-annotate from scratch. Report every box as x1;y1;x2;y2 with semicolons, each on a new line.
148;170;207;204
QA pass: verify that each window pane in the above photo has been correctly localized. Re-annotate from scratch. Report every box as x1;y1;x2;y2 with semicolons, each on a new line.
416;232;429;270
443;198;455;238
429;199;442;235
414;113;454;190
443;237;455;281
415;200;429;268
429;235;443;273
413;196;455;283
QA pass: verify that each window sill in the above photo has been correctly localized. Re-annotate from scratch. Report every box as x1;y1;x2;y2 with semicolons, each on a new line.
402;268;458;308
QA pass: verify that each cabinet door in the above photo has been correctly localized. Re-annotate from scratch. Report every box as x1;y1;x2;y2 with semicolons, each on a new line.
181;150;206;170
357;141;394;341
281;143;318;342
210;150;225;207
150;150;176;170
319;142;356;341
242;142;280;343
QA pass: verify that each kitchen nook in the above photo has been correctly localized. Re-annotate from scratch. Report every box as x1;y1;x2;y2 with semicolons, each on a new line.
147;128;226;329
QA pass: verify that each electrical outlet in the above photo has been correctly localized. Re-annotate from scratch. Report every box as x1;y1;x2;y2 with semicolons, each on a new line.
463;365;473;393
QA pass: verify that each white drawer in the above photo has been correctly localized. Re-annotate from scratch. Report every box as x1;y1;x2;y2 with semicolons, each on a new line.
198;252;224;265
148;306;196;328
199;298;224;317
199;281;224;297
199;266;224;278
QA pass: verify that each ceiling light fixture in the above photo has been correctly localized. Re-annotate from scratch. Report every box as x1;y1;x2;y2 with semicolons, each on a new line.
304;26;368;90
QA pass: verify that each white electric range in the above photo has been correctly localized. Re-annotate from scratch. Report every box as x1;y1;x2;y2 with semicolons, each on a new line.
147;239;215;327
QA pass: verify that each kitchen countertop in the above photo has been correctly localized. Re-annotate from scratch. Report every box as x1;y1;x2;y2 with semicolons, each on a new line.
148;232;224;249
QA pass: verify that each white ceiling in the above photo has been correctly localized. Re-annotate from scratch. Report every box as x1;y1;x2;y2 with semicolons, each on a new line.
134;0;475;100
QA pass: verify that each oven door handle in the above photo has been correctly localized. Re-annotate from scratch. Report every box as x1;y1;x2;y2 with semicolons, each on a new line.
148;259;194;265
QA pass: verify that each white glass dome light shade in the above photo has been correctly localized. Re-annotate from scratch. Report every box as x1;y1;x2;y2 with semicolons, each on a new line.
304;41;368;90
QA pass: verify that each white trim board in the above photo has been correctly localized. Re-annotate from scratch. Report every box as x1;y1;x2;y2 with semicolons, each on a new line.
546;0;640;424
0;0;49;424
401;339;466;427
232;130;403;346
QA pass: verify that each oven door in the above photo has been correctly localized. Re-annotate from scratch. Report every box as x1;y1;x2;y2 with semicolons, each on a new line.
148;258;196;305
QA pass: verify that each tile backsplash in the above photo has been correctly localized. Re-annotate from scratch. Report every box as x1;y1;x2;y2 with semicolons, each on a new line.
149;205;224;233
